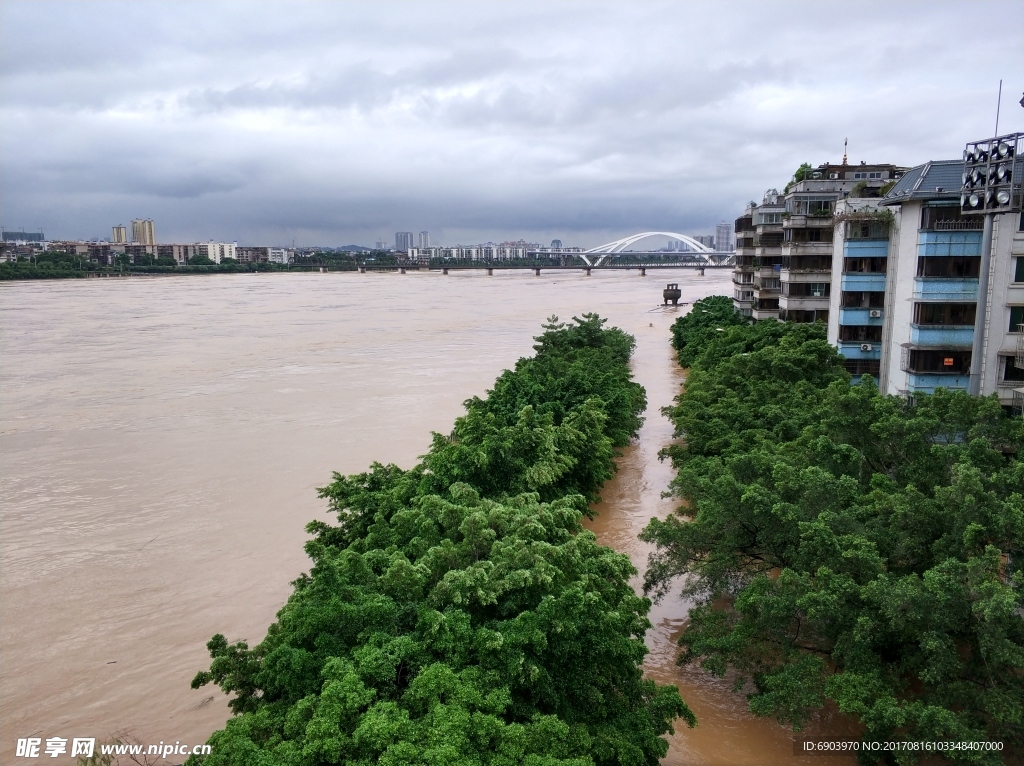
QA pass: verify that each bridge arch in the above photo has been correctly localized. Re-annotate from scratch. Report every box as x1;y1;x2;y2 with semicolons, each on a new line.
585;232;714;254
580;231;716;267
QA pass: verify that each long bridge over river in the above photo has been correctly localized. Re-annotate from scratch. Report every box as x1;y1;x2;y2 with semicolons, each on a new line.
359;232;734;275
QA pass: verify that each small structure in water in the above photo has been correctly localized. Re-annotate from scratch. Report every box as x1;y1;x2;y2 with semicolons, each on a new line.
663;283;681;306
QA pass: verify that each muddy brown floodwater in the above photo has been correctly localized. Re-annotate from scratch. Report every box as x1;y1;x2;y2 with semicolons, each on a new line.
1;269;854;764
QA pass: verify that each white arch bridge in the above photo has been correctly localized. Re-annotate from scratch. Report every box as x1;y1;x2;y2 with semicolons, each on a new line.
580;231;733;267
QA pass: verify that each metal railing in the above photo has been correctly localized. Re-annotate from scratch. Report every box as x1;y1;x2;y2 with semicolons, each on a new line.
1017;324;1024;369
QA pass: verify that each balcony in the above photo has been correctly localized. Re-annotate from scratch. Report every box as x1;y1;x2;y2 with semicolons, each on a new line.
782;268;832;283
782;242;832;256
906;372;970;394
1018;324;1024;368
913;278;978;301
780;294;830;311
838;341;881;360
783;214;834;229
844;240;889;258
916;230;983;257
841;273;886;291
839;308;884;325
910;324;974;347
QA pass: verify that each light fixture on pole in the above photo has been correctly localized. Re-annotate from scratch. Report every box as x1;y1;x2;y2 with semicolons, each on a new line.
961;132;1023;395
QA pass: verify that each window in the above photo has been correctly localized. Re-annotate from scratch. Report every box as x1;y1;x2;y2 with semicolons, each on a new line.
920;205;982;231
844;257;887;273
913;303;977;326
901;349;971;374
843;359;881;376
1010;305;1024;332
841;291;885;308
758;212;783;225
839;325;883;342
1015;257;1024;282
917;256;981;278
784;282;831;298
847;221;889;239
1002;356;1024;382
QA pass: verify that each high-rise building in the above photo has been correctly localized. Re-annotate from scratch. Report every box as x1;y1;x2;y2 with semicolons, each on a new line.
418;231;430;249
112;225;127;244
131;219;156;245
715;222;733;252
395;232;414;252
551;239;563;249
868;157;1022;407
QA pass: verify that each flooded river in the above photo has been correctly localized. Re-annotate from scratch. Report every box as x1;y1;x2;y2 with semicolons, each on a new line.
1;269;852;764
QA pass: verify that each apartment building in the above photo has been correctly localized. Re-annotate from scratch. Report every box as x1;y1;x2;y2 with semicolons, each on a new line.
779;163;904;324
875;158;1024;409
732;163;905;320
826;197;892;382
236;246;294;264
733;190;786;319
194;242;237;264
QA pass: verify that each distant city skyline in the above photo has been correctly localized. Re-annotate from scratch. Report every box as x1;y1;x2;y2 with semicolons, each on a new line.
1;2;1020;246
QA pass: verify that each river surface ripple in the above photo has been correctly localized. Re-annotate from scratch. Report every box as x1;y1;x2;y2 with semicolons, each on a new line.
1;270;852;764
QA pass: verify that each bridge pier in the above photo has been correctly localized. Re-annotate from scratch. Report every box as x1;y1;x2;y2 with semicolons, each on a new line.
639;268;646;276
359;266;366;273
534;268;541;277
442;268;449;275
585;268;591;276
698;267;705;276
487;268;493;276
400;268;406;274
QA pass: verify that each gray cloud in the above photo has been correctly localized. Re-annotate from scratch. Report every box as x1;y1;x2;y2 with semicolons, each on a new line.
2;0;1022;247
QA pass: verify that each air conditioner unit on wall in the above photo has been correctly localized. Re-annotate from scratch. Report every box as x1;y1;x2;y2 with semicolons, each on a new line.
860;344;873;352
869;309;882;318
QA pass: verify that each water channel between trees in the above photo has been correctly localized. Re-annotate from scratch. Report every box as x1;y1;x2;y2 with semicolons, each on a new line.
0;269;853;764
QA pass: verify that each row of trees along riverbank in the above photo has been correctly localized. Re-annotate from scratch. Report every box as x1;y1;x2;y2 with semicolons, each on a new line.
187;314;694;766
643;295;1024;764
0;250;397;280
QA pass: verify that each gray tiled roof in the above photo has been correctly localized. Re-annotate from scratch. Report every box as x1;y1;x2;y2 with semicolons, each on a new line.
881;160;962;205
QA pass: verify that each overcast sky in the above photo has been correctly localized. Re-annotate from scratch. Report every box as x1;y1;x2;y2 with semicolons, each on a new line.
2;1;1022;248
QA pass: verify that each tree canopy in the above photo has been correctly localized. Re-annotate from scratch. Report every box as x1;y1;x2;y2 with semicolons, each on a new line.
645;297;1024;764
189;314;693;766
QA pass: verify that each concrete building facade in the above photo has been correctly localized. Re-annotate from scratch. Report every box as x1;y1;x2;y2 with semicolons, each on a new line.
874;160;1024;409
131;219;156;245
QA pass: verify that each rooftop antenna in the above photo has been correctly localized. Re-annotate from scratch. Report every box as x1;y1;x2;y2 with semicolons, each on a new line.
994;79;1003;135
842;137;848;166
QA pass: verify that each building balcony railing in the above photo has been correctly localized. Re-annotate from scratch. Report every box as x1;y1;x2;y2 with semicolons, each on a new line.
930;219;984;231
839;307;884;325
837;341;882;360
751;307;781;321
782;242;832;256
1017;324;1024;369
782;214;834;229
780;294;830;309
841;273;886;292
906;372;970;394
910;324;974;347
912;277;978;301
781;267;832;282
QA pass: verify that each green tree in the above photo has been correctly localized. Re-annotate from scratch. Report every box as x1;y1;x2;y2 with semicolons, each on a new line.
190;316;692;766
190;254;215;265
643;305;1024;763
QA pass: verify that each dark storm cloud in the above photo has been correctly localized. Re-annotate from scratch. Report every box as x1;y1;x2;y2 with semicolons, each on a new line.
2;0;1021;246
